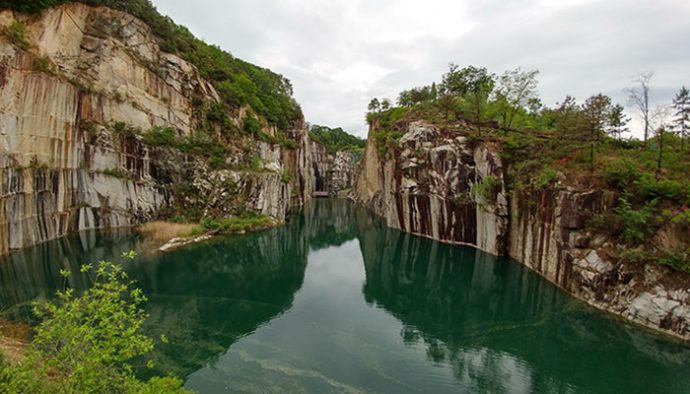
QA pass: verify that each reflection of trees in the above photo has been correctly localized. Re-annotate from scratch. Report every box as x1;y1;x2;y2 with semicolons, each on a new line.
0;217;310;379
357;209;690;392
302;199;358;251
0;229;139;321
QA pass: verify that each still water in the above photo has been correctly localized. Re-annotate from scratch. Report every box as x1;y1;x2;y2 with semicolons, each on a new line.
1;200;690;393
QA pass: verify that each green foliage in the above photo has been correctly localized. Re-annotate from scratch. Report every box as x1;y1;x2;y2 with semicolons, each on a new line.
309;125;365;155
243;114;262;135
4;0;302;132
534;166;558;189
281;168;293;184
613;194;657;245
602;157;641;189
99;167;130;179
2;21;31;50
634;174;690;206
143;126;178;147
658;249;690;274
471;175;502;203
34;55;53;74
0;261;190;393
111;121;141;138
192;213;276;235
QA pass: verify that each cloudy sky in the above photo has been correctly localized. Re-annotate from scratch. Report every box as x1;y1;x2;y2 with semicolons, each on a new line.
153;0;690;137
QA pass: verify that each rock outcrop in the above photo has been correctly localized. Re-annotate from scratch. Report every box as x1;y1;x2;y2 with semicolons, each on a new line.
0;4;311;254
310;140;359;197
354;120;690;340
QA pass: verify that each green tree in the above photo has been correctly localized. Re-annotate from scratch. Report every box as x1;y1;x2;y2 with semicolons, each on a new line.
554;95;581;138
0;259;190;394
368;98;381;113
380;98;391;111
581;94;612;170
672;86;690;151
495;67;540;133
607;104;630;139
442;64;495;133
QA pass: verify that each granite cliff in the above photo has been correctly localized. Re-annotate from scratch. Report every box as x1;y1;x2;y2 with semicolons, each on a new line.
354;120;690;340
0;4;312;254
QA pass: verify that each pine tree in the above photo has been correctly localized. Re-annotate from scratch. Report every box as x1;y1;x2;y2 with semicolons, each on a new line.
672;86;690;151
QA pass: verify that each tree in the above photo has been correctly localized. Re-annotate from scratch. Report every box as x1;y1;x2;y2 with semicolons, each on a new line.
430;82;438;102
554;95;580;137
651;105;673;174
397;90;414;107
626;71;653;147
495;67;540;133
0;259;190;393
441;64;495;133
380;98;391;111
607;104;630;139
367;98;381;113
672;86;690;151
581;94;612;170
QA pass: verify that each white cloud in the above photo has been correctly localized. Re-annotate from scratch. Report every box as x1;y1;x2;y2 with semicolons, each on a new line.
152;0;690;138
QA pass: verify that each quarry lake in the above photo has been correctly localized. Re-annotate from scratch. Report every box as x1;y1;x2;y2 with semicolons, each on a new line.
2;199;690;393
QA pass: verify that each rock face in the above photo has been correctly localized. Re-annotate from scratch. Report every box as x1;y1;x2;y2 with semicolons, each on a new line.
0;4;311;254
354;120;690;340
310;140;359;196
355;121;508;255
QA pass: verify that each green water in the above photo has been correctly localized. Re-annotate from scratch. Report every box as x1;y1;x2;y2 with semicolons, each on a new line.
1;200;690;393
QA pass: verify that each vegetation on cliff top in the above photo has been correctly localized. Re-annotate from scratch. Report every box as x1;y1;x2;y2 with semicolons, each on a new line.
309;124;366;155
1;0;302;133
0;258;191;393
366;64;690;273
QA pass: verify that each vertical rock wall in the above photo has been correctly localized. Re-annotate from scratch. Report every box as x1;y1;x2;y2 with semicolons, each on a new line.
0;5;311;254
354;120;690;340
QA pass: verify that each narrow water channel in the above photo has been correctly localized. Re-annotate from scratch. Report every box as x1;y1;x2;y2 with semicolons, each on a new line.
1;200;689;393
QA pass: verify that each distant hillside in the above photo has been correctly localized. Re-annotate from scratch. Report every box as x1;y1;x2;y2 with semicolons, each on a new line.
309;125;366;155
1;0;302;132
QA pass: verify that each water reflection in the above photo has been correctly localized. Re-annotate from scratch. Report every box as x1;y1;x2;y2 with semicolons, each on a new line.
357;207;690;393
1;200;690;393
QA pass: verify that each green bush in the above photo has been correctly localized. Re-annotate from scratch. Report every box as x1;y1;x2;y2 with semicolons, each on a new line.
143;126;177;147
0;260;190;393
193;213;276;235
2;21;31;50
472;175;502;202
634;174;690;205
613;194;657;244
658;249;690;274
243;115;261;135
601;157;641;190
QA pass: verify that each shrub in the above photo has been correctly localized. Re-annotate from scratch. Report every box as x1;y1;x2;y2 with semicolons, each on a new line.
3;21;31;50
143;126;177;147
534;166;558;189
472;175;502;203
613;194;657;244
243;115;261;135
601;157;641;190
634;174;690;205
0;260;190;393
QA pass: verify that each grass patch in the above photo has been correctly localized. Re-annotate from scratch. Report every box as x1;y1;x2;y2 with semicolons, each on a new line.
190;214;277;236
137;221;196;243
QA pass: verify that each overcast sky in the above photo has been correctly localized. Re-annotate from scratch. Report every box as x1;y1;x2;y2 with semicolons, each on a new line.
153;0;690;138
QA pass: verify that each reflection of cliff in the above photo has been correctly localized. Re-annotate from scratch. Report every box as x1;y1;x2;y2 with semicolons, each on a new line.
302;199;358;251
0;215;309;378
357;210;690;392
130;217;309;378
